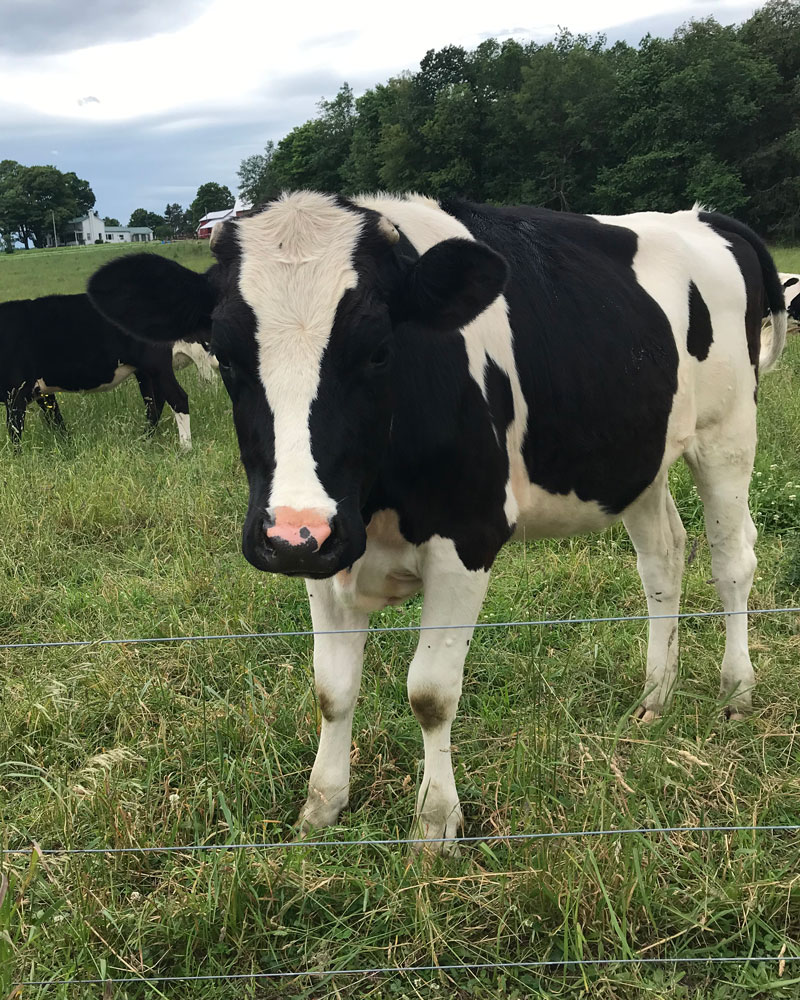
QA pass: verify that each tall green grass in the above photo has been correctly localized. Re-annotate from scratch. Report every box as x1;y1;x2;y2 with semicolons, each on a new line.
0;240;212;302
0;248;798;998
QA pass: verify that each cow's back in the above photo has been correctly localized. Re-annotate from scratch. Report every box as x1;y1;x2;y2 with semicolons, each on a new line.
0;293;142;392
357;196;763;539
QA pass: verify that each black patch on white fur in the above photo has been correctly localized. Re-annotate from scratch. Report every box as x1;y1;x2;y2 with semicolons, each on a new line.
687;281;713;361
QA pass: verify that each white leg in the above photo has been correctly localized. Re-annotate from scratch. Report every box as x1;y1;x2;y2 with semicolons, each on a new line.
623;477;686;721
298;578;369;832
686;437;757;718
407;537;491;851
173;411;191;450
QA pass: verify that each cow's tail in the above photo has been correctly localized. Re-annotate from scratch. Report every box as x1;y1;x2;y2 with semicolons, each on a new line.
699;210;787;373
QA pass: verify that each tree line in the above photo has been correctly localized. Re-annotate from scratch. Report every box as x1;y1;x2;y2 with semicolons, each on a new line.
0;166;234;249
238;0;799;239
126;182;234;240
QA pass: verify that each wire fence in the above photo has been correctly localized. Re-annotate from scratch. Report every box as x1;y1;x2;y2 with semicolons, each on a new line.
5;823;799;858
5;604;799;989
15;955;800;989
2;603;798;651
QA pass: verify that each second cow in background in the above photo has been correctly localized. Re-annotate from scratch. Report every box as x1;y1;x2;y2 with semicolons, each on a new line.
0;292;214;448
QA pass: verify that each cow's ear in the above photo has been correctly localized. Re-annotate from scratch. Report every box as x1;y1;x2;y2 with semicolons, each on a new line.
88;255;217;343
401;238;509;331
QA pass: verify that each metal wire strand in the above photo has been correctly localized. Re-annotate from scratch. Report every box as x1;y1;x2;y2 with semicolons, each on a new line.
15;954;800;988
5;823;798;858
1;604;798;651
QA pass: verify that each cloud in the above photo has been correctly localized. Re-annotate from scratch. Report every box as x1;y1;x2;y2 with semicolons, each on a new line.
304;29;361;49
0;0;212;55
0;96;307;222
269;70;358;100
77;96;100;107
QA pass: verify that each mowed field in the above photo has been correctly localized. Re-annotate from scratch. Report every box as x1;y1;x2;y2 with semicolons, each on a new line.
2;241;800;999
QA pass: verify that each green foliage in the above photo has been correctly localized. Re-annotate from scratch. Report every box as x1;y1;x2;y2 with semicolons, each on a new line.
269;84;357;194
190;181;234;228
102;216;119;226
128;207;165;230
0;159;95;248
237;140;276;205
164;202;193;237
239;1;800;237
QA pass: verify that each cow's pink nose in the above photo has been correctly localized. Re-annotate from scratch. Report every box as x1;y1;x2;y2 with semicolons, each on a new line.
266;507;332;550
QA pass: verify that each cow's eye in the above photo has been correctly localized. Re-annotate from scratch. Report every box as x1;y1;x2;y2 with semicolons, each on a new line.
367;344;392;370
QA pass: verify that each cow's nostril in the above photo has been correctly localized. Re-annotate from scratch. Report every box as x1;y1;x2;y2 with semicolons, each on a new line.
265;507;332;550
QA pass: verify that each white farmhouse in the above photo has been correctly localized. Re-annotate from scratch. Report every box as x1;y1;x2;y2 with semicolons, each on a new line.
55;212;154;246
104;226;154;243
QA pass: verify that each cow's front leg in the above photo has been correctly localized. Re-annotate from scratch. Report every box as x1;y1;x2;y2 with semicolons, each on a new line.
408;538;491;852
298;578;369;833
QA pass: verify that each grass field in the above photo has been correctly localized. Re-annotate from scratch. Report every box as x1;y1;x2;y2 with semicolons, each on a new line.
1;243;799;998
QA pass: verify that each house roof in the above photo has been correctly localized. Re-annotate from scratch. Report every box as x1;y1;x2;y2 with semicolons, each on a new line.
106;226;153;234
198;208;234;225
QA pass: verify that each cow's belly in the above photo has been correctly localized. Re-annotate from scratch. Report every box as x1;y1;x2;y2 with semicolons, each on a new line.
509;464;618;539
36;364;136;394
333;509;422;613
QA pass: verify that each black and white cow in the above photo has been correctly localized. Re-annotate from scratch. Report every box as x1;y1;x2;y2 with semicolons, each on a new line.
89;193;787;850
780;273;800;335
0;292;197;448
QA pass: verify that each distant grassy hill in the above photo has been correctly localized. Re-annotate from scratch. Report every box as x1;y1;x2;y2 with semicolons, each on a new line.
0;240;212;303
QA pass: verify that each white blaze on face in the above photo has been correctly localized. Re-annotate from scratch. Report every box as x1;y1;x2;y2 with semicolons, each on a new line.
236;193;364;518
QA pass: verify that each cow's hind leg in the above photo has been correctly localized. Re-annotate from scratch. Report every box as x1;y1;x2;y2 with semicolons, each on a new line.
151;368;191;450
623;474;687;721
35;394;66;433
4;382;35;448
135;372;165;433
685;425;757;719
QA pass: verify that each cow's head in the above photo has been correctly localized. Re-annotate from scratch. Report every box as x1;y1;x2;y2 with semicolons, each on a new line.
88;193;507;578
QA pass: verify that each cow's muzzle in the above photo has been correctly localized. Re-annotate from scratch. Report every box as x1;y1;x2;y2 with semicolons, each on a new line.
243;506;356;578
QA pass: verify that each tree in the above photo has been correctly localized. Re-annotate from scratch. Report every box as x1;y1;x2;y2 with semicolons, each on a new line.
129;208;165;230
238;141;276;206
189;182;234;229
269;83;358;194
164;202;191;236
0;161;95;247
234;7;800;237
103;216;119;226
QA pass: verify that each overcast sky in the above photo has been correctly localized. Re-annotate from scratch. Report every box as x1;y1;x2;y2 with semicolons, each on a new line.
0;0;760;224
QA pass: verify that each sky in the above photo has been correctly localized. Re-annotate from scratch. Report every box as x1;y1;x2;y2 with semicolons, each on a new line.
0;0;761;224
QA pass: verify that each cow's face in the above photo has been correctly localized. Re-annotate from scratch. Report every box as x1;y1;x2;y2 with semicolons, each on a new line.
88;193;507;578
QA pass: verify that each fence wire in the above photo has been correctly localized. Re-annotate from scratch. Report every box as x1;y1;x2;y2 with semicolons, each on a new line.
5;606;799;987
15;954;800;988
5;823;799;858
1;604;798;651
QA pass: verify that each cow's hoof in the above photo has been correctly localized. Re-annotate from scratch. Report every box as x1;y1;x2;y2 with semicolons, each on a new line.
296;789;347;836
633;705;661;723
722;706;749;722
411;807;463;856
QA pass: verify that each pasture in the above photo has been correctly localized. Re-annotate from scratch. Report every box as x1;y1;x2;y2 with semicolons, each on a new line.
2;242;800;998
